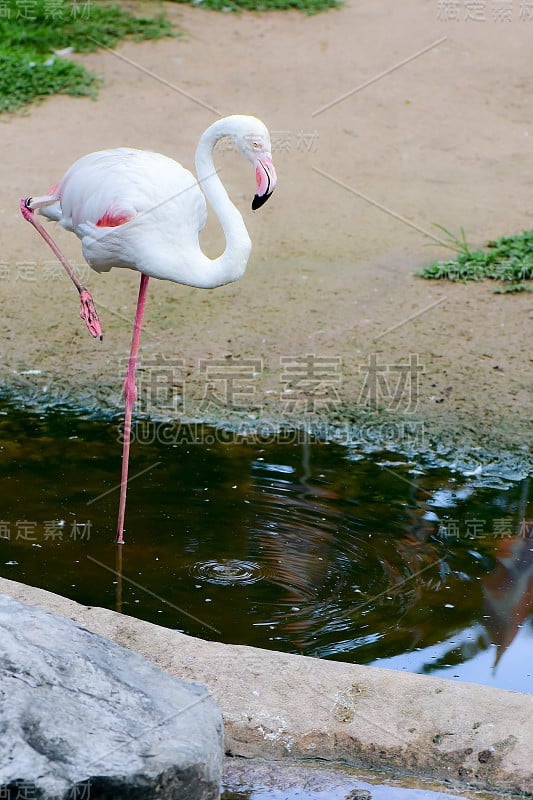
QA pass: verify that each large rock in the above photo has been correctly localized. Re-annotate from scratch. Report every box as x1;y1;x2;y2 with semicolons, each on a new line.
0;595;223;799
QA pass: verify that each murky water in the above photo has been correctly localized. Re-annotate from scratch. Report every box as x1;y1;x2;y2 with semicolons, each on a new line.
220;759;498;800
0;400;532;694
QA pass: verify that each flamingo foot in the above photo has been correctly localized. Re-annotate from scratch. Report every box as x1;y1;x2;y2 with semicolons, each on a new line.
79;289;103;340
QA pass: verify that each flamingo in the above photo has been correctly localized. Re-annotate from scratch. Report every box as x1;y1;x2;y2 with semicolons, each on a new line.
20;114;277;545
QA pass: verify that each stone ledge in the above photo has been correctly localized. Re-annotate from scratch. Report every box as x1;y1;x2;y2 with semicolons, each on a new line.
1;577;531;797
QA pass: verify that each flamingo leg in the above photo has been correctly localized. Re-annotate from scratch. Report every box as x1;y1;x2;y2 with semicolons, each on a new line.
20;198;103;340
116;273;150;545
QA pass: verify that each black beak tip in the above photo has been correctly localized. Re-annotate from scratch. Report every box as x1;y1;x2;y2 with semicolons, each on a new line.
252;192;272;211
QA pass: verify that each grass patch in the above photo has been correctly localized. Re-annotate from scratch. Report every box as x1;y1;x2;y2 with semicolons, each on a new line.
168;0;340;12
418;224;533;293
0;50;99;113
0;0;174;114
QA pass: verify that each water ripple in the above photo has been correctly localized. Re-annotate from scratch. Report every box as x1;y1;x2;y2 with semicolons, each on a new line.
190;559;267;586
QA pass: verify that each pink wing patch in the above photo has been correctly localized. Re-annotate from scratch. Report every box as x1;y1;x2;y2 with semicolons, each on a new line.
96;208;135;228
47;181;60;197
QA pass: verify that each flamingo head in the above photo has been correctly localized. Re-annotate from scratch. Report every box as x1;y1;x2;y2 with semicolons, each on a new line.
230;116;278;210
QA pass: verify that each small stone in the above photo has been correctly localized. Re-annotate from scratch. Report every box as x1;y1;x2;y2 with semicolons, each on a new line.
345;790;372;800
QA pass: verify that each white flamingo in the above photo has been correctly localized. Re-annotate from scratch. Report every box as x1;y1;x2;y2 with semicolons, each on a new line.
21;114;277;544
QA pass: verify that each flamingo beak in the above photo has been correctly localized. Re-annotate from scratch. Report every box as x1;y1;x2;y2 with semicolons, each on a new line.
252;156;277;210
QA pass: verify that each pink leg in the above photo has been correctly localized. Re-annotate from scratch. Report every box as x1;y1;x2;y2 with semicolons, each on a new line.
20;198;103;340
116;273;150;545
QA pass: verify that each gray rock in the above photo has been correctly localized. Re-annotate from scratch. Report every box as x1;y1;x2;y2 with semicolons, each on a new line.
0;594;223;799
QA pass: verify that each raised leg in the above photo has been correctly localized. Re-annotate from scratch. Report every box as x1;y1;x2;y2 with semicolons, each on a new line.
116;273;150;545
20;198;103;340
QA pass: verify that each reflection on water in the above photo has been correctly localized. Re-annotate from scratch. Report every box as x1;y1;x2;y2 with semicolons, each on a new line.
0;402;531;693
221;758;482;800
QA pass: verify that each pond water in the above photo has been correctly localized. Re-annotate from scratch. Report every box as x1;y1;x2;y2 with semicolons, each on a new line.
220;759;493;800
0;400;532;694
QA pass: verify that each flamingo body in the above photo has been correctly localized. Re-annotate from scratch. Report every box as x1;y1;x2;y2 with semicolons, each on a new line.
41;149;208;282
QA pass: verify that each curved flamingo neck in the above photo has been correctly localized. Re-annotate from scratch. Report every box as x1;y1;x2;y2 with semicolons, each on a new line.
194;119;252;286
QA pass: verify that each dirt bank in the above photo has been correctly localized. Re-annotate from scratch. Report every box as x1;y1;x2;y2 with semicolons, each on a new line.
1;0;532;469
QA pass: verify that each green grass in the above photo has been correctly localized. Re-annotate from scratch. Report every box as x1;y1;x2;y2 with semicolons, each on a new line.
418;224;533;293
0;0;174;113
168;0;340;12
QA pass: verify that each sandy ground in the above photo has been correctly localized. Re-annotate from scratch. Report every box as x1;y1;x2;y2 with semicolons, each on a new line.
1;0;532;466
